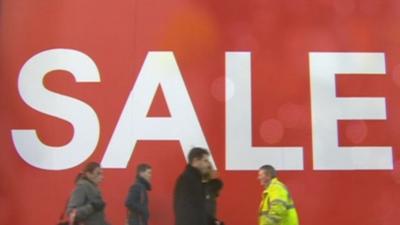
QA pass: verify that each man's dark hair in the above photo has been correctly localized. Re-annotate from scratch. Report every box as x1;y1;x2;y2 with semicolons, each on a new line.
188;147;209;164
137;163;151;176
259;165;277;178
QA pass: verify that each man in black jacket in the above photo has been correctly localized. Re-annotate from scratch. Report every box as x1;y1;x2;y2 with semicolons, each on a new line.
174;147;217;225
125;164;152;225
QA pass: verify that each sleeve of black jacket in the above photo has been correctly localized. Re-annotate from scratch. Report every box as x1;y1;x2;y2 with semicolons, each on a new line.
208;179;223;196
174;173;207;225
125;184;145;214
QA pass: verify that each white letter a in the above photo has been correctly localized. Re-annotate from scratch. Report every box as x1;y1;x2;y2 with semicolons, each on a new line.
102;52;215;168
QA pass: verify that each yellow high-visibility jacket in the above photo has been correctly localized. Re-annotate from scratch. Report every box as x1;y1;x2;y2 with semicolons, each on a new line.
259;178;299;225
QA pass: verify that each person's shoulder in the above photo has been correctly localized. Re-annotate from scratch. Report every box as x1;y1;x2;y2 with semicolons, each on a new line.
176;171;189;183
131;182;145;191
183;169;200;182
269;179;288;193
76;178;92;188
74;179;94;194
180;168;192;178
176;169;196;185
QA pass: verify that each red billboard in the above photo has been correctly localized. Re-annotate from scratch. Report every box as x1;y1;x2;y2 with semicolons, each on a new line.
1;1;400;225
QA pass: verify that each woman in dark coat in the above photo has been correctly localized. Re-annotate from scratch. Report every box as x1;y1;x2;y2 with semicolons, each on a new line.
67;162;110;225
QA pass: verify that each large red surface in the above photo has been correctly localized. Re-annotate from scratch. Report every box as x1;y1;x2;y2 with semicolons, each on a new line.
1;1;400;225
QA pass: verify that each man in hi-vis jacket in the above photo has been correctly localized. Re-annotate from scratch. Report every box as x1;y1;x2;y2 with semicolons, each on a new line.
258;165;299;225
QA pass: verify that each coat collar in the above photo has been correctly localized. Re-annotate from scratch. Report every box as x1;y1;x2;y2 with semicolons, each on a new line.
263;178;279;193
137;176;152;191
186;164;202;179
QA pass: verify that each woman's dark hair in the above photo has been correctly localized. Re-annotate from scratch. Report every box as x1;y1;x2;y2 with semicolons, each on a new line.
188;147;209;164
75;162;101;183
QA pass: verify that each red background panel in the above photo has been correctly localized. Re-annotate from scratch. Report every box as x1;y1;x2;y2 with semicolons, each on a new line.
1;1;400;225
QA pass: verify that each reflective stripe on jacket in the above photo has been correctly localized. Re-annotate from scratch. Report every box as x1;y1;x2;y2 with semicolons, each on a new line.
259;178;299;225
